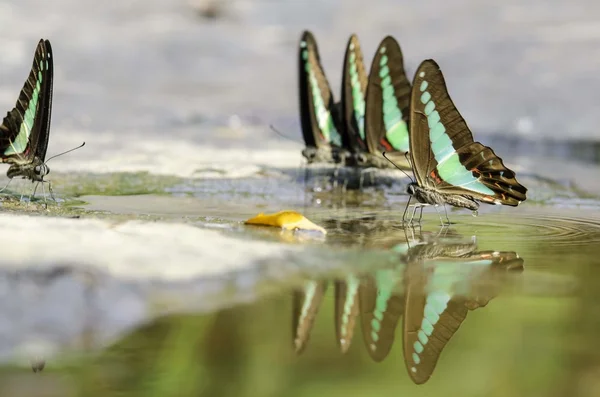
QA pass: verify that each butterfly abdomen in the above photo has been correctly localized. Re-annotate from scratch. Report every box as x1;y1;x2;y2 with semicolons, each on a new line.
411;184;479;211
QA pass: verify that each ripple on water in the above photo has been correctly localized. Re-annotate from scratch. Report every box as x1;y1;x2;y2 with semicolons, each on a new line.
460;212;600;247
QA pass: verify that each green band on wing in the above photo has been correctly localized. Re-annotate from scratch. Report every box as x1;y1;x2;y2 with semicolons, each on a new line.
418;76;494;195
378;47;409;152
349;51;365;140
5;68;43;156
303;48;342;146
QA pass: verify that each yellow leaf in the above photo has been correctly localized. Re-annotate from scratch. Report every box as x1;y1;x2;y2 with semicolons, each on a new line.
244;210;327;234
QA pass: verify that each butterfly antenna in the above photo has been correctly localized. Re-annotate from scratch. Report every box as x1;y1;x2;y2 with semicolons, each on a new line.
0;178;14;193
45;142;86;163
269;124;302;144
382;152;414;182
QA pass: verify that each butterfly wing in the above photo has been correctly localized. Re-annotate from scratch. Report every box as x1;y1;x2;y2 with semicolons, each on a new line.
409;60;527;205
292;280;327;354
340;34;368;153
403;251;524;384
365;36;411;167
0;39;53;165
298;31;343;151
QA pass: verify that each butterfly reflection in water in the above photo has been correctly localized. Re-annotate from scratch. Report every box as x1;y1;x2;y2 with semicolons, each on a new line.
291;221;524;384
0;39;84;205
391;59;527;225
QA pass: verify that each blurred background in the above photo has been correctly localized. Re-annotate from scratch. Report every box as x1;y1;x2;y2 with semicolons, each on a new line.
0;1;600;396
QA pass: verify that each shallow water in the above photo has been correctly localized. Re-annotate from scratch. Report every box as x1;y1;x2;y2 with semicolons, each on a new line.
2;0;600;396
1;162;600;397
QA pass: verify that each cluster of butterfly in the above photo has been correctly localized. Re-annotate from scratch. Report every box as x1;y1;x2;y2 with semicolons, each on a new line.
298;31;528;223
0;36;528;220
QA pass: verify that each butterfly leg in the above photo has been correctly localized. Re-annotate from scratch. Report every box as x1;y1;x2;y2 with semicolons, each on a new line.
41;181;48;209
27;182;40;207
402;195;412;226
443;205;450;225
404;223;416;245
435;224;450;239
333;165;339;189
433;205;444;226
0;178;14;194
359;169;365;190
418;205;425;223
48;181;56;202
409;204;419;224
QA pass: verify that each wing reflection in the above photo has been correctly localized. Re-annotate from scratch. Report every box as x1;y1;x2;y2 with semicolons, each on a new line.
292;220;524;384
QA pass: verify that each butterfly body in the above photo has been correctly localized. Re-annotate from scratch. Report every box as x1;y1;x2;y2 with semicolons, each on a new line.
6;159;49;182
407;182;478;211
0;39;53;185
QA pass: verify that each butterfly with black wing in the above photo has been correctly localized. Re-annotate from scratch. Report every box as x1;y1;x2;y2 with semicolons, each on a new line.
0;39;54;185
0;39;84;203
398;59;527;224
342;36;412;170
298;31;349;165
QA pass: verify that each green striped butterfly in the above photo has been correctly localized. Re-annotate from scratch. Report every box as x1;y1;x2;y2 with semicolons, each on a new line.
340;34;368;156
298;31;348;164
403;60;527;221
360;36;412;169
340;35;412;170
0;39;53;183
402;247;524;384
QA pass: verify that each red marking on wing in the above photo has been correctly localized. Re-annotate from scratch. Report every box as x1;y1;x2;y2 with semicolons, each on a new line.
429;170;442;185
380;138;392;151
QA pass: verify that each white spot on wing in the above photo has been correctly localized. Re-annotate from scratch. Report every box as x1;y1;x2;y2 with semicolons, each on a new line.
419;71;425;78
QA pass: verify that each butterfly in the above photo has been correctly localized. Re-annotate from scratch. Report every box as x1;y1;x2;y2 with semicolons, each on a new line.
298;31;349;165
352;36;412;170
339;34;367;158
340;35;412;170
401;59;527;223
0;39;53;186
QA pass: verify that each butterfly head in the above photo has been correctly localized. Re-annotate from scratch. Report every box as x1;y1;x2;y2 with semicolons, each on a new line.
406;182;418;196
34;161;50;178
